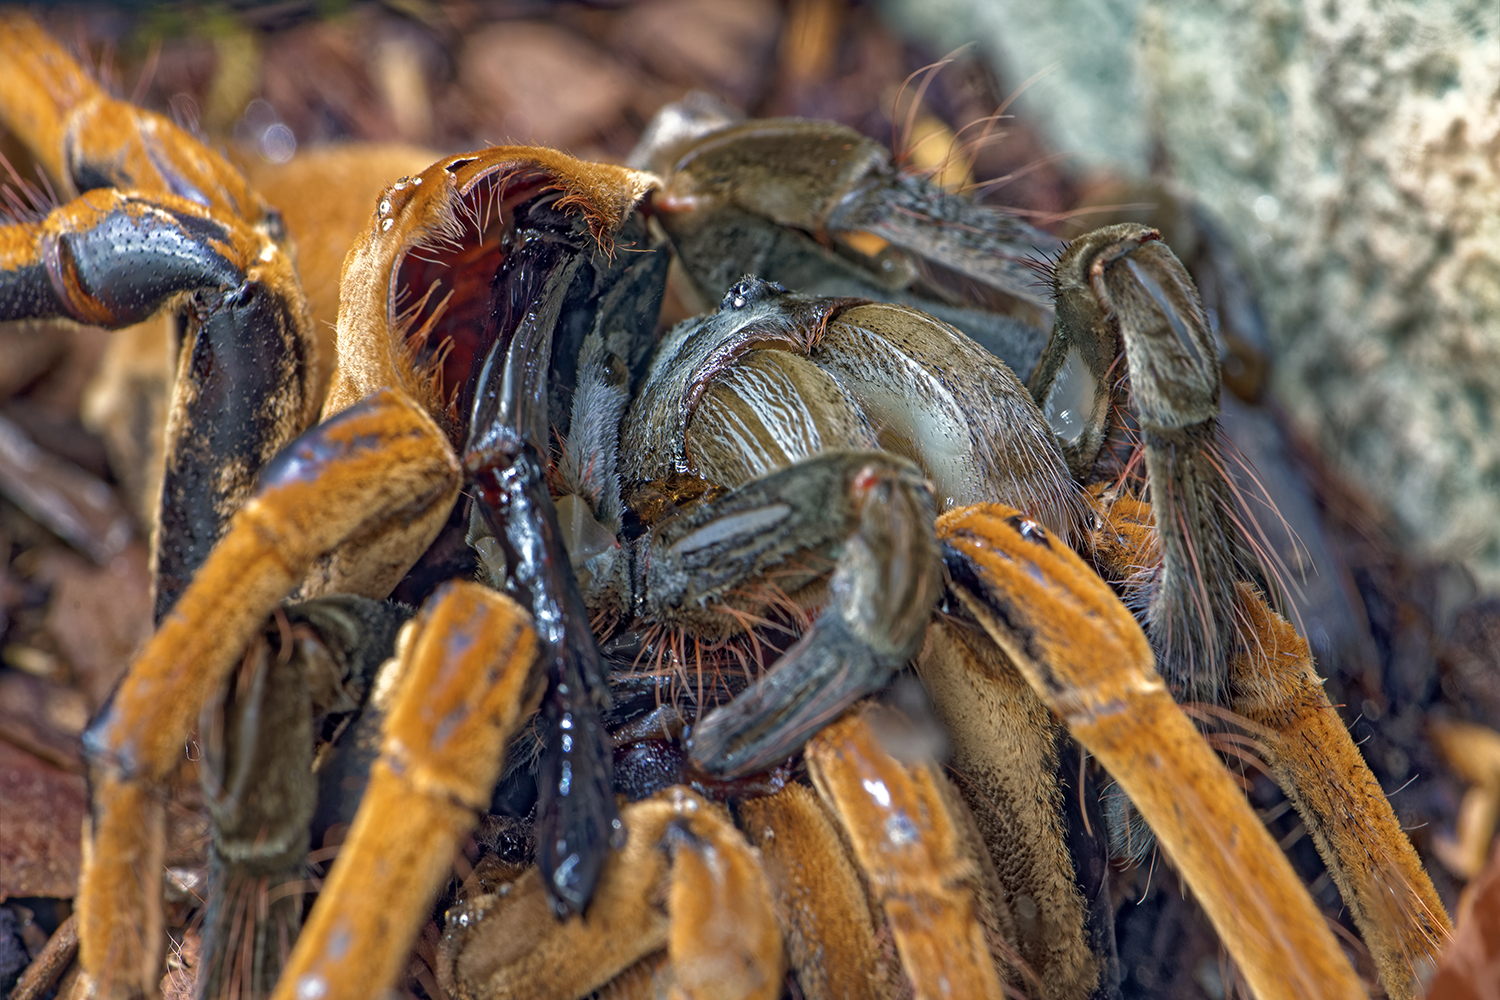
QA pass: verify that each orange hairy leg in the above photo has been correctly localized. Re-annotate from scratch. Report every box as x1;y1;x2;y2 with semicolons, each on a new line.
1227;584;1451;999
939;504;1368;1000
438;789;783;1000
739;783;902;1000
803;712;1011;1000
0;186;296;321
0;13;322;620
0;12;263;221
1089;486;1452;998
661;794;786;1000
271;582;539;1000
79;389;459;996
592;953;675;1000
916;619;1100;1000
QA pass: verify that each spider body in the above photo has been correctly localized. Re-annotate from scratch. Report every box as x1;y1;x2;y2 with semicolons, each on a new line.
0;17;1453;1000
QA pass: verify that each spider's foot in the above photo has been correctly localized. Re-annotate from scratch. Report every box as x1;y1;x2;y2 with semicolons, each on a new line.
940;503;1368;1000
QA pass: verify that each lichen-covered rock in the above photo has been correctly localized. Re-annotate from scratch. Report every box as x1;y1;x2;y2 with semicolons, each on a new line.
884;0;1500;587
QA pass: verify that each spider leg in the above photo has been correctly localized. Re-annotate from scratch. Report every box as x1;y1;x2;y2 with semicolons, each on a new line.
196;596;411;1000
1036;224;1253;704
438;788;783;1000
0;13;319;617
738;782;904;1000
917;618;1103;999
0;186;318;618
941;503;1368;1000
648;450;940;778
1090;486;1454;996
0;13;268;223
271;581;540;1000
648;113;1062;371
79;389;459;997
803;710;1016;1000
197;616;317;1000
1227;584;1451;999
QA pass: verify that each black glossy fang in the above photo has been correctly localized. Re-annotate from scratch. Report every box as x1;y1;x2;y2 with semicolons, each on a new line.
464;231;583;461
470;446;615;917
463;213;623;917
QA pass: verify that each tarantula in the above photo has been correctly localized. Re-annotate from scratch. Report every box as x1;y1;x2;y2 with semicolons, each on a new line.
0;15;1450;1000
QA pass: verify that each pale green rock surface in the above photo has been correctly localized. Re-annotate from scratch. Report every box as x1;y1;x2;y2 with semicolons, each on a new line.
884;0;1500;587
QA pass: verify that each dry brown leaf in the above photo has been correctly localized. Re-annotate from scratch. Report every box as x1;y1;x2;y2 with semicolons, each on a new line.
38;544;151;712
459;21;637;150
0;740;85;901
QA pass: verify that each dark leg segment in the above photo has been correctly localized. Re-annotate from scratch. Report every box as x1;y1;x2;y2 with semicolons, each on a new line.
1036;223;1256;702
198;620;315;1000
0;189;317;619
197;596;412;1000
646;450;941;778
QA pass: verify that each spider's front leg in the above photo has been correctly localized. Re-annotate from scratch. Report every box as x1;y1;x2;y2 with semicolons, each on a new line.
646;113;1063;373
0;185;316;617
1031;224;1257;704
615;449;942;779
941;504;1368;1000
1055;225;1450;997
273;581;541;1000
79;389;460;996
0;187;319;618
1227;585;1451;993
0;14;320;616
0;13;267;225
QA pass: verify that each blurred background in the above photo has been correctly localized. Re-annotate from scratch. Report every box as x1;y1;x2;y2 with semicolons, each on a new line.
0;2;1496;998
